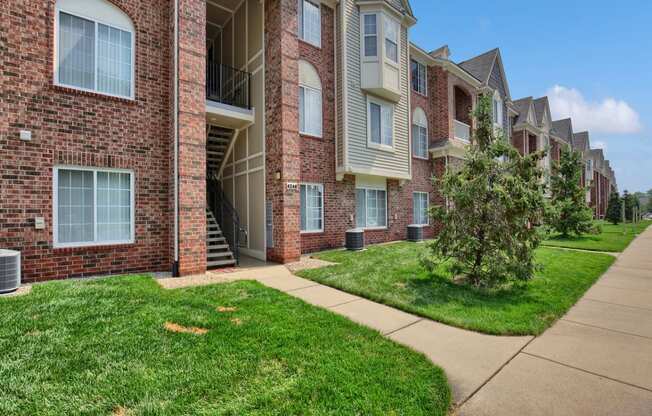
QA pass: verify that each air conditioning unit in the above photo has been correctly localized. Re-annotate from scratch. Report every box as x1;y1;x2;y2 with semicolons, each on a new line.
0;250;21;294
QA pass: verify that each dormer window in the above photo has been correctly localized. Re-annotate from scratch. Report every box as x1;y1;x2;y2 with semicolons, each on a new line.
363;14;377;57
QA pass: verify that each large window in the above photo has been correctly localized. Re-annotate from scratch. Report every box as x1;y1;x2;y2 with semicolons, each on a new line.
55;5;134;99
363;14;378;57
412;107;428;158
413;192;428;225
384;15;399;63
299;60;323;137
54;167;134;247
300;184;324;233
493;92;503;128
356;188;387;229
411;59;427;95
298;0;321;47
368;98;393;148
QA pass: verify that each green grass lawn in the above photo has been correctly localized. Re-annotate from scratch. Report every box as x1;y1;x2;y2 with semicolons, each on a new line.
542;220;652;252
0;276;450;415
297;243;615;336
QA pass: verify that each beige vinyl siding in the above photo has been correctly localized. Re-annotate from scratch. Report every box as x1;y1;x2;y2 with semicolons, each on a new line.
385;0;405;12
343;0;410;178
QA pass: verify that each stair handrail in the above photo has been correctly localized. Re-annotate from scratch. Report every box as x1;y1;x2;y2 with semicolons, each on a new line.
207;178;246;264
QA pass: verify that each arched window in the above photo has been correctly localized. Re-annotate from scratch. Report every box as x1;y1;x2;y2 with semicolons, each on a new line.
55;0;135;99
298;60;322;137
412;107;428;158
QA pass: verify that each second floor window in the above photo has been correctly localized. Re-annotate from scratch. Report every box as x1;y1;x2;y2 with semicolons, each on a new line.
412;107;428;158
384;16;399;63
299;60;323;137
411;59;427;95
56;7;134;99
368;99;393;148
298;0;321;47
493;93;503;127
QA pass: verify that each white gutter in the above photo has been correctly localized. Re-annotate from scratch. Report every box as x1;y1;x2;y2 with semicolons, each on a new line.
173;0;179;276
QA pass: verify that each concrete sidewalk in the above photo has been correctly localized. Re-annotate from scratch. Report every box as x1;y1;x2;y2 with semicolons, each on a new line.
459;226;652;416
159;262;532;404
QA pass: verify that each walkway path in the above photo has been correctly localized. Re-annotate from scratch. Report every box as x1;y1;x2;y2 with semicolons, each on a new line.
159;262;532;404
458;226;652;415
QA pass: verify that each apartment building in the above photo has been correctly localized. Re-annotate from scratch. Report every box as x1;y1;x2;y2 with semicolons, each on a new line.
0;0;618;283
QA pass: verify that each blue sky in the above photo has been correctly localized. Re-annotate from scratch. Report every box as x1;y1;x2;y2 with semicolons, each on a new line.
409;0;651;193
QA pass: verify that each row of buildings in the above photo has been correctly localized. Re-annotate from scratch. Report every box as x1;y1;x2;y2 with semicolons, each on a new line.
0;0;617;282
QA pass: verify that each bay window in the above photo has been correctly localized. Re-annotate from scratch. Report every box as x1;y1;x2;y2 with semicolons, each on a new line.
356;188;387;229
300;184;324;233
54;167;134;247
384;15;399;64
55;6;134;99
363;14;378;58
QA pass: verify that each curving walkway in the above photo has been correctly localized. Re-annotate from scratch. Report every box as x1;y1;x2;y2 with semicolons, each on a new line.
458;226;652;415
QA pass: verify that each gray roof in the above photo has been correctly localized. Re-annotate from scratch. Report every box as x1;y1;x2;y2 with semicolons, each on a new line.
513;97;534;125
588;148;605;167
458;48;499;84
552;119;573;143
572;132;590;153
533;97;549;126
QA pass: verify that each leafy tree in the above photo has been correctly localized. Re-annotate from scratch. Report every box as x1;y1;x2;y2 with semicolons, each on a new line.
647;189;652;213
623;190;639;221
424;94;547;288
605;192;622;225
546;147;595;236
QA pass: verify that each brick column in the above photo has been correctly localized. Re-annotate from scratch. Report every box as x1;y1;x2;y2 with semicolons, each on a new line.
177;0;206;275
265;0;301;263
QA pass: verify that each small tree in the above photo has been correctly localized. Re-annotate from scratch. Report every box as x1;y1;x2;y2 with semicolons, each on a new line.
425;94;546;287
605;192;622;225
623;190;638;221
546;147;595;236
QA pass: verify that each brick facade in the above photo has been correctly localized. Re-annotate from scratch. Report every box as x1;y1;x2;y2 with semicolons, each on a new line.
0;0;173;282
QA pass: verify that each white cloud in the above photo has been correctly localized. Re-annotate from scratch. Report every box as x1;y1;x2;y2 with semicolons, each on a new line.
547;85;642;134
593;140;607;151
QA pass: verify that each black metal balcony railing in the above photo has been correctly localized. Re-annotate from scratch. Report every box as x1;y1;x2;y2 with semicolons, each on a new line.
206;62;252;110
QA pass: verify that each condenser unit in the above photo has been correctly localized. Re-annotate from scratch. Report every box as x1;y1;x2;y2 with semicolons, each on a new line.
0;250;21;294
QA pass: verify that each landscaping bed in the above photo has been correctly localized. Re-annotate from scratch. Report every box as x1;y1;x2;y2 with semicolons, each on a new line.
542;220;651;252
297;243;615;336
0;276;450;415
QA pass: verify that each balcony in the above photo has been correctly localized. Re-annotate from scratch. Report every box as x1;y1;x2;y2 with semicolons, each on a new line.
454;120;470;142
205;62;254;129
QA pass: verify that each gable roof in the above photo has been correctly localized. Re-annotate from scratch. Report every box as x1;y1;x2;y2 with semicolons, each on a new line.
572;132;590;153
533;97;552;128
384;0;415;19
513;97;536;126
552;119;573;144
458;48;511;100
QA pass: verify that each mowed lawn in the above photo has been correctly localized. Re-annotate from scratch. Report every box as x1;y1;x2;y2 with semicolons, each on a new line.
297;243;615;336
542;220;652;252
0;276;450;416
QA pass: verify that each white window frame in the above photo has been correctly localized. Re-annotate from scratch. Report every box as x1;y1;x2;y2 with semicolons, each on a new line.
356;187;388;230
300;183;324;234
361;13;379;61
53;166;135;248
492;91;503;128
298;0;321;48
367;95;394;151
412;192;429;226
54;6;135;100
411;59;427;96
412;107;428;159
299;84;323;138
383;14;400;66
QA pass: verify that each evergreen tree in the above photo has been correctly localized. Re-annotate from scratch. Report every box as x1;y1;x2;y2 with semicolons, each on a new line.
546;147;595;236
605;192;622;225
425;94;546;287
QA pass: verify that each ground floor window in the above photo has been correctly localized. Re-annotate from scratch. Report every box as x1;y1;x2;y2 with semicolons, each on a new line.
300;183;323;233
54;167;134;247
413;192;429;225
356;188;387;228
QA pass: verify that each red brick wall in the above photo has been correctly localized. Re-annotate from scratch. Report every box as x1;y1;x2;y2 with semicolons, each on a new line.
0;0;173;282
265;0;301;263
512;129;526;155
430;67;450;144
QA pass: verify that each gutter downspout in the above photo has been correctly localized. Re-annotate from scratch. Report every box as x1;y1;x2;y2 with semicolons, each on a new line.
172;0;180;277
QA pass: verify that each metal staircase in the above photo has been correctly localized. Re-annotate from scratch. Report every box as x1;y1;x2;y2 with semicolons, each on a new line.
207;125;233;174
206;208;237;268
